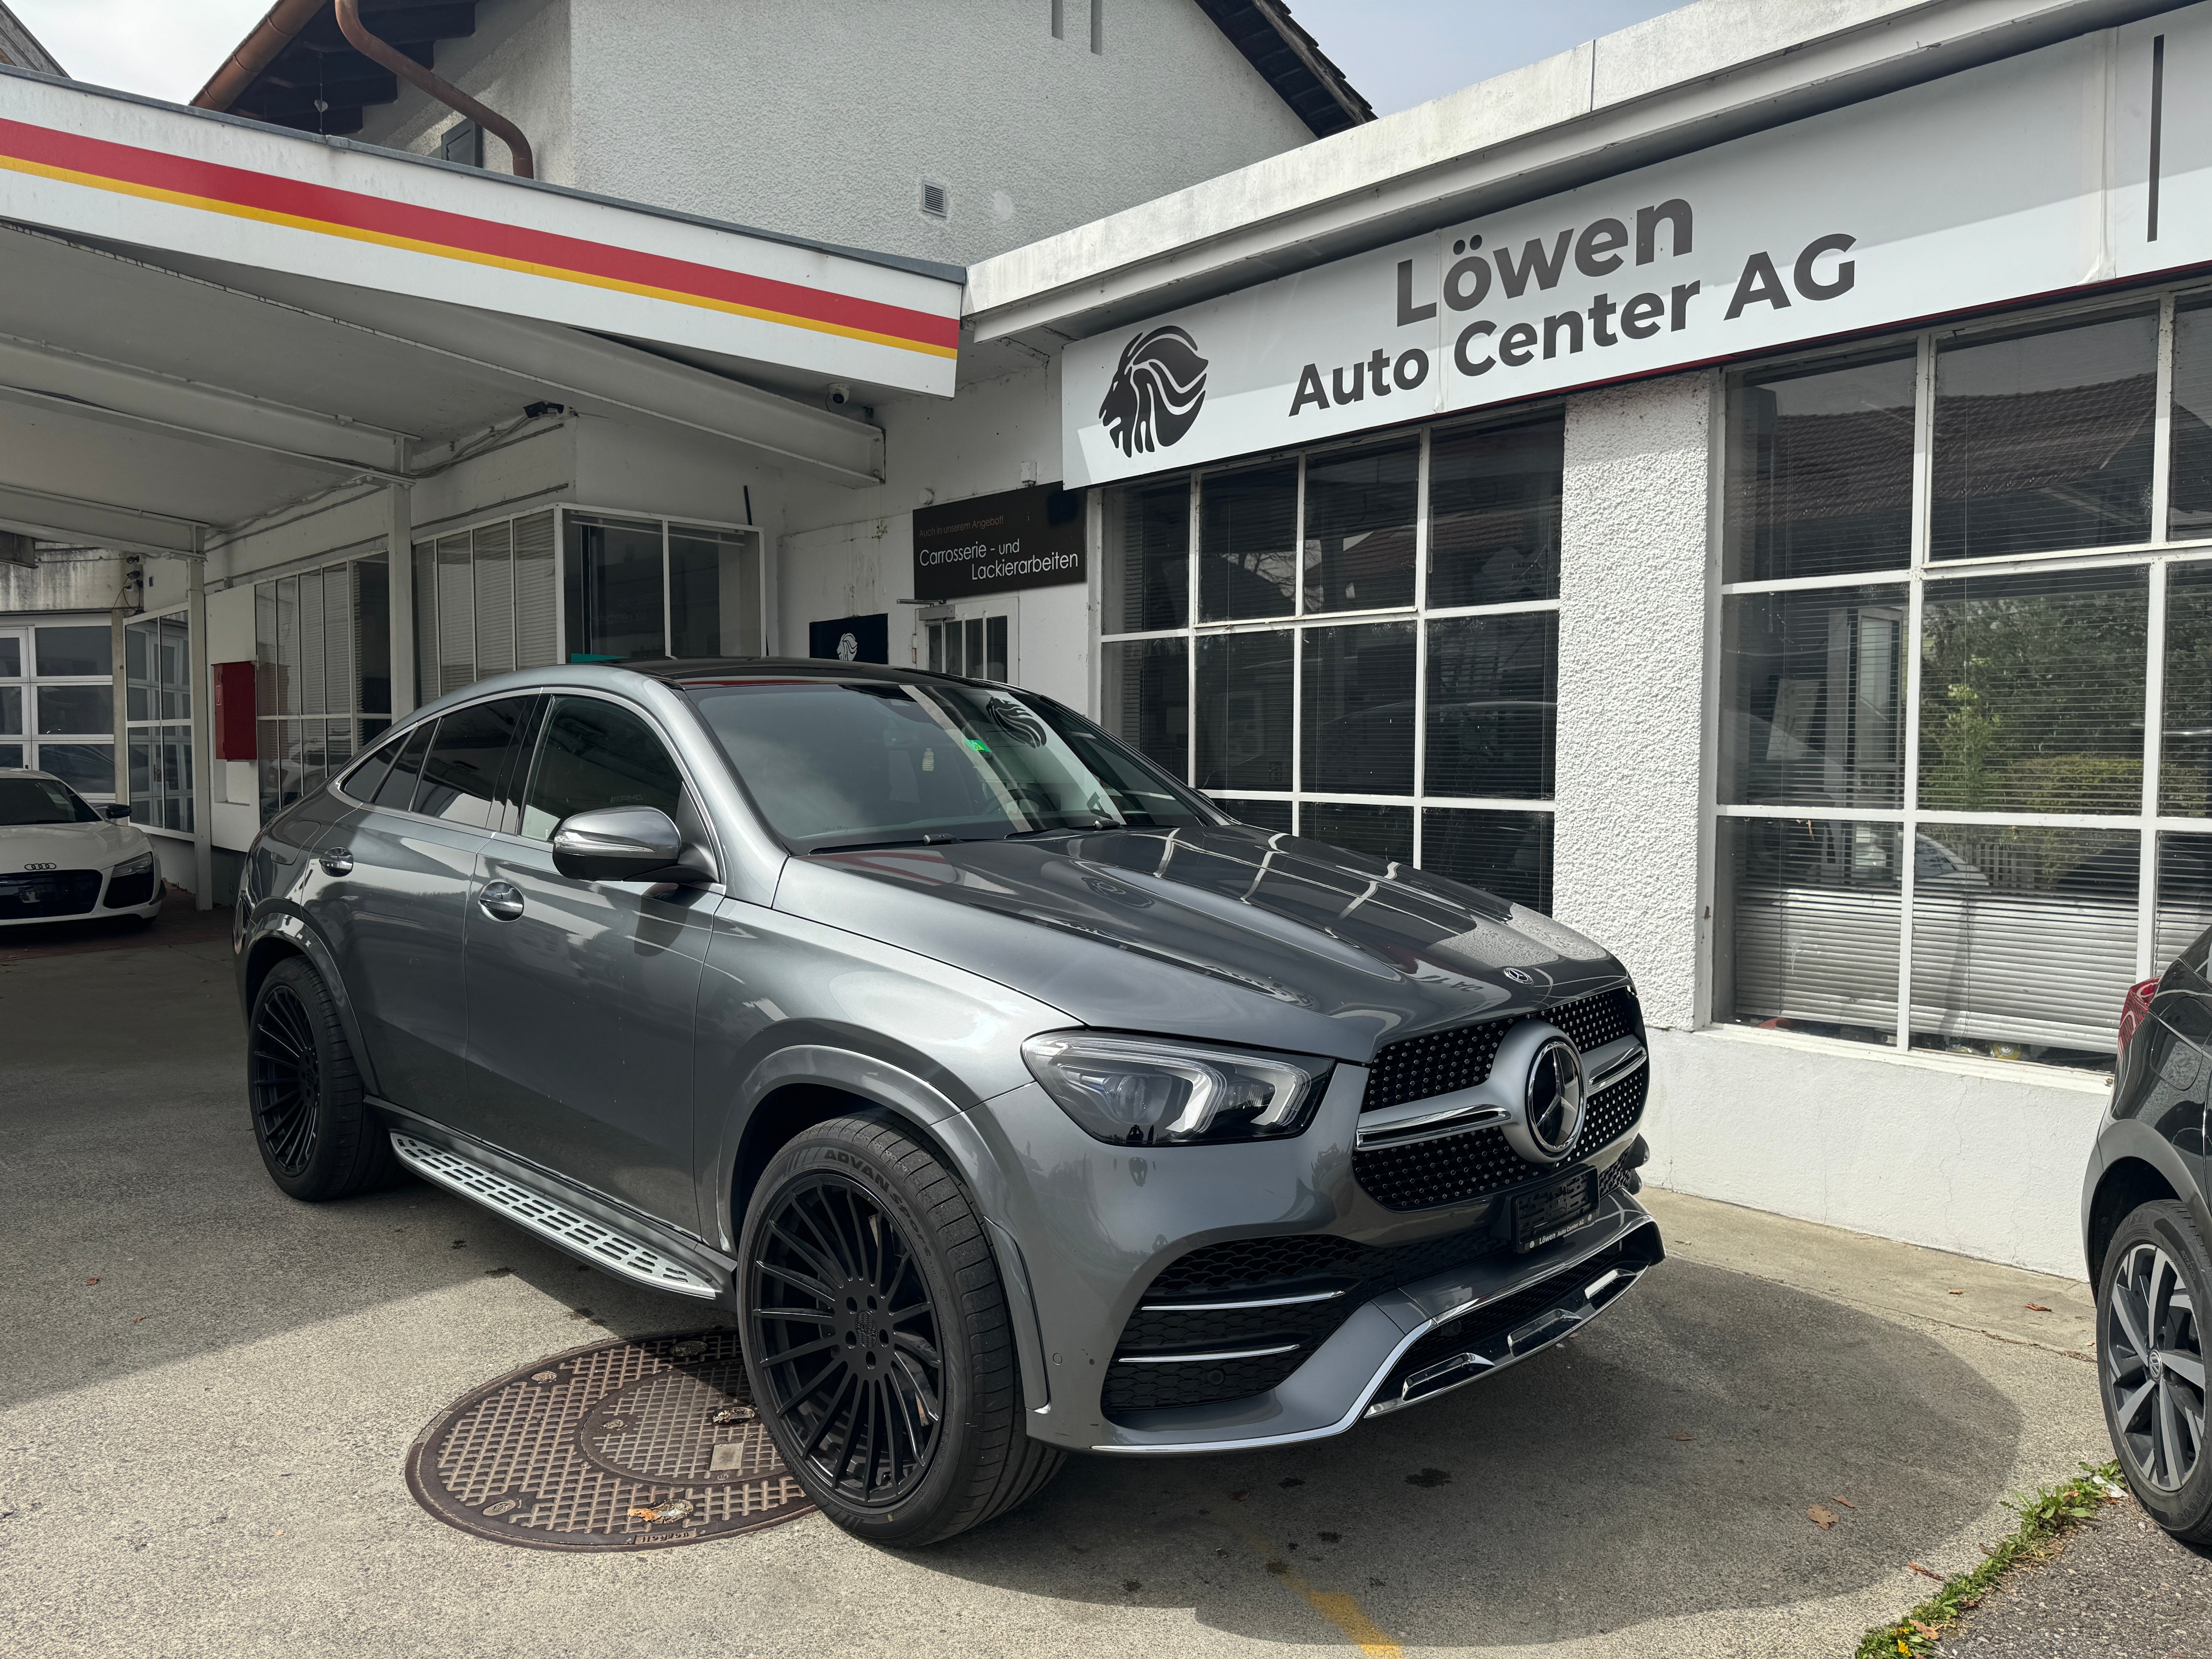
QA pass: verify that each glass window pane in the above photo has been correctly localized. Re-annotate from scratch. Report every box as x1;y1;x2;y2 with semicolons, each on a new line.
1103;481;1188;633
415;699;527;829
0;636;18;677
1422;807;1553;911
354;556;390;715
1425;612;1556;799
669;527;738;659
2169;296;2212;541
37;684;112;736
0;743;21;768
521;697;683;841
1932;313;2157;560
1428;417;1562;608
127;734;150;821
37;741;113;795
1918;567;2145;814
35;624;109;677
1199;465;1296;622
1721;818;1899;1042
985;615;1008;683
1301;621;1414;794
1303;801;1412;864
1724;352;1915;581
371;722;434;813
1719;585;1906;809
1910;824;2137;1065
1100;637;1187;781
1196;630;1292;792
1217;797;1292;833
1303;439;1416;613
0;685;18;735
563;514;666;661
2163;561;2212;816
2157;833;2212;973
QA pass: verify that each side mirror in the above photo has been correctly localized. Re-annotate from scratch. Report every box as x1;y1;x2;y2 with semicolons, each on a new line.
103;802;134;820
550;806;710;884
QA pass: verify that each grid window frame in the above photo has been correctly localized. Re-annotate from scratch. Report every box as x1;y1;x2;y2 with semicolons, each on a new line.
1716;281;2212;1070
1098;410;1565;903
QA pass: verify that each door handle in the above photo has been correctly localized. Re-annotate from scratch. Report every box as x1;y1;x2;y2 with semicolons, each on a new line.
478;879;525;922
318;848;354;877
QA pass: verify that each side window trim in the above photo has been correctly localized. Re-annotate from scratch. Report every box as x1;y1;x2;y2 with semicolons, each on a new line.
333;726;410;805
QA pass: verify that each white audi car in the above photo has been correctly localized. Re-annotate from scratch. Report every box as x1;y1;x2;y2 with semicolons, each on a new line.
0;768;164;927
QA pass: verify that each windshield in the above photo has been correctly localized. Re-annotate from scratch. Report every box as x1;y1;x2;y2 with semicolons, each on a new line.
0;776;99;826
684;677;1221;853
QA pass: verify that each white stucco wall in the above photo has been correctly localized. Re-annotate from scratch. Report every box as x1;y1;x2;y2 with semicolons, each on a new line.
354;0;574;183
566;0;1315;265
1552;371;1715;1032
1645;1025;2109;1278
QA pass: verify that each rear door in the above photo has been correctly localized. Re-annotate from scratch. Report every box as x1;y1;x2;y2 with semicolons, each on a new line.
460;693;715;1231
313;699;526;1114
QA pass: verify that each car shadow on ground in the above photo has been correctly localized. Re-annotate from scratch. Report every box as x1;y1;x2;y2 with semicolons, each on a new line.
907;1260;2023;1645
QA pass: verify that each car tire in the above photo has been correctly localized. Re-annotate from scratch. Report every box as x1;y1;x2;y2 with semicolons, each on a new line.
247;956;398;1202
2097;1199;2212;1544
740;1111;1064;1545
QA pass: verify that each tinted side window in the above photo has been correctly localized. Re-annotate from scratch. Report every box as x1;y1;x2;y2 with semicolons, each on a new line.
340;729;407;802
416;699;531;828
371;723;434;811
520;697;684;842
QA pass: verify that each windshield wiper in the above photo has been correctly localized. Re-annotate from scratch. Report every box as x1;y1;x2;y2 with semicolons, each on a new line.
807;835;974;855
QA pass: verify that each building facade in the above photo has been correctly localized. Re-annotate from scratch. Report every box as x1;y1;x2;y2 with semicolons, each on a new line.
2;0;2205;1275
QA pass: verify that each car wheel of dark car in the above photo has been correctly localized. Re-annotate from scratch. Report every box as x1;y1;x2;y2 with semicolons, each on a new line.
248;957;397;1201
2098;1200;2212;1544
740;1111;1063;1544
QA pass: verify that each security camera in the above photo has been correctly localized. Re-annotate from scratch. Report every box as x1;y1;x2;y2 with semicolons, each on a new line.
826;383;853;408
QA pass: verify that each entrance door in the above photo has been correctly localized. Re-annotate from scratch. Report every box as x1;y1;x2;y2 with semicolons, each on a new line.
460;692;715;1232
924;602;1017;684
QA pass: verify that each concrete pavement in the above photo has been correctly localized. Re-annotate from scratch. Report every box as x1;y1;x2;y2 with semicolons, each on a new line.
0;912;2112;1657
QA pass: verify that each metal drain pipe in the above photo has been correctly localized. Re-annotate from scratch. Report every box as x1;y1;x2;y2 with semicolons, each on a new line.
335;0;536;178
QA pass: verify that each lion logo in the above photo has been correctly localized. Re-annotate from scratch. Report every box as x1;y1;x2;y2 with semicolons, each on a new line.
1098;326;1208;457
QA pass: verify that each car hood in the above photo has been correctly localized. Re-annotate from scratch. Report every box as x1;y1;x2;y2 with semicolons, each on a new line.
773;823;1627;1063
0;820;137;872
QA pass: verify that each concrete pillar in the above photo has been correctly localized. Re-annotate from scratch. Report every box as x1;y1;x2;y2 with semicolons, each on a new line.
187;553;213;909
1551;371;1716;1031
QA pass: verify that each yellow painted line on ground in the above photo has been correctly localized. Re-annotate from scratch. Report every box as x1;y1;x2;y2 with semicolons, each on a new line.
1230;1523;1402;1657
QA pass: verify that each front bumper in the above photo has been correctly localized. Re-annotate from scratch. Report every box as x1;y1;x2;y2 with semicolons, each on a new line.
1089;1194;1661;1453
959;1066;1658;1456
0;864;163;925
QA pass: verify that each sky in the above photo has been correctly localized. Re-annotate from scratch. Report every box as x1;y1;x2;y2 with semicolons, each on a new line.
13;0;1692;116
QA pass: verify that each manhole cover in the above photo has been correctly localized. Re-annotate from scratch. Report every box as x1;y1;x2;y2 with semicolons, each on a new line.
405;1329;813;1551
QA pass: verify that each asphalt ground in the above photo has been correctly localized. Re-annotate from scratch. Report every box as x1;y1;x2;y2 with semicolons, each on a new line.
1937;1498;2212;1657
0;906;2114;1658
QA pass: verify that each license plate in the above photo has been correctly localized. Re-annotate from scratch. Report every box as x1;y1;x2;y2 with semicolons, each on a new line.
1510;1169;1596;1253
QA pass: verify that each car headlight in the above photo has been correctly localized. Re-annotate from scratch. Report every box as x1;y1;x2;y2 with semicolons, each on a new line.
112;850;155;879
1021;1032;1331;1147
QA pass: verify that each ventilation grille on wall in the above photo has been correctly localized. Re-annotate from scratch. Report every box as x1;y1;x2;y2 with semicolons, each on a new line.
920;181;948;218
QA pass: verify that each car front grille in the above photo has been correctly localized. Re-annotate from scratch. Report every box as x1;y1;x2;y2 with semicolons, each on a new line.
1354;1063;1648;1211
0;869;103;919
1361;986;1638;1114
1352;985;1644;1212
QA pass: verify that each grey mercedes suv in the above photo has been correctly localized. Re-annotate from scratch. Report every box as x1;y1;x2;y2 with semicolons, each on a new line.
235;659;1661;1543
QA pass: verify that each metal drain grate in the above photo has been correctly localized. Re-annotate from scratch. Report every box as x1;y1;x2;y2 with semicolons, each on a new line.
405;1329;813;1551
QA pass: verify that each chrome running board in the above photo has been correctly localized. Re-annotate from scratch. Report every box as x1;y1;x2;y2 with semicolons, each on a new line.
390;1132;720;1297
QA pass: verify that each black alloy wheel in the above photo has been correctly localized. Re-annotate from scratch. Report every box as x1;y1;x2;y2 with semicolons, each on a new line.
246;957;397;1201
2104;1240;2207;1492
250;982;323;1177
750;1173;944;1507
739;1112;1064;1544
2099;1200;2212;1545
